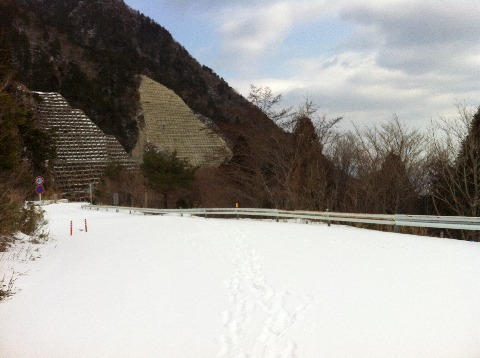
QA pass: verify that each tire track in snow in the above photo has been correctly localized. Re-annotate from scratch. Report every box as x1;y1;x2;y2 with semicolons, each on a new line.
217;227;312;358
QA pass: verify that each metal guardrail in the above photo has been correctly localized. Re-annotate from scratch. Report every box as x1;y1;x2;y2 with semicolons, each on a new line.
395;214;480;231
81;205;480;231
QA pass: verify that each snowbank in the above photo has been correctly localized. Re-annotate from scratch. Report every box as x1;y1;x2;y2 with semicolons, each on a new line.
1;203;480;357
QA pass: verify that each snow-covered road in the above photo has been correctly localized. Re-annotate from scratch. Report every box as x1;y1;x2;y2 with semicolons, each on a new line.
1;203;480;357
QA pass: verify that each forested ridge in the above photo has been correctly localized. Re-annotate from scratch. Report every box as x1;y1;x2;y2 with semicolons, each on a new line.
0;0;273;152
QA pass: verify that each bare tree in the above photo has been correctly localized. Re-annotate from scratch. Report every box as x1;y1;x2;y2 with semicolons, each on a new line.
221;112;336;210
95;164;145;206
247;84;293;125
328;116;427;214
324;131;362;212
223;87;343;210
428;104;480;223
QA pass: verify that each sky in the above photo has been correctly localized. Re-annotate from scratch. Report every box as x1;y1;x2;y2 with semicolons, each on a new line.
123;0;480;129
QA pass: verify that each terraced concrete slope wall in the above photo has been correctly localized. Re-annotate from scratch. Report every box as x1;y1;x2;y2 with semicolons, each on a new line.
34;92;137;199
134;76;232;167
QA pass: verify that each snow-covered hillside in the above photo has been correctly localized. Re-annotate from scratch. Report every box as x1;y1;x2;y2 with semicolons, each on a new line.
1;203;480;357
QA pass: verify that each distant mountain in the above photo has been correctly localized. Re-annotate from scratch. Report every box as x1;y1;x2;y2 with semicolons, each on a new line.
0;0;275;152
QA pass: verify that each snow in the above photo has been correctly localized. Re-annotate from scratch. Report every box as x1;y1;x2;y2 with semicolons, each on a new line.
1;202;480;357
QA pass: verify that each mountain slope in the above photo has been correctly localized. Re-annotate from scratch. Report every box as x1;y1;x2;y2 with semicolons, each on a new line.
0;0;274;152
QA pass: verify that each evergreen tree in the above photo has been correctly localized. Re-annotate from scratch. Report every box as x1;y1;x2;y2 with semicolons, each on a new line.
141;147;196;208
454;108;480;214
430;107;480;216
0;66;50;247
292;115;329;210
0;83;24;170
428;107;480;240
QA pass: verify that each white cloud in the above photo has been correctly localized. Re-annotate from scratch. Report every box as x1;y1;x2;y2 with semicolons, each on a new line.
214;1;331;65
219;4;291;57
341;2;480;73
152;0;480;128
232;47;476;128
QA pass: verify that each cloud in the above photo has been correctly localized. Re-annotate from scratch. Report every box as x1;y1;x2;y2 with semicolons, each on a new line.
340;2;480;75
165;0;268;8
146;0;480;127
238;46;476;128
233;1;480;126
219;4;292;57
214;2;332;66
342;3;477;45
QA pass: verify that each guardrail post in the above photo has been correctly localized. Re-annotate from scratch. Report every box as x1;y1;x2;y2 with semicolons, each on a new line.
326;209;331;227
393;215;399;233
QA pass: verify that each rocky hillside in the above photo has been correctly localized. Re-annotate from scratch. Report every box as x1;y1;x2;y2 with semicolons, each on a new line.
0;0;274;152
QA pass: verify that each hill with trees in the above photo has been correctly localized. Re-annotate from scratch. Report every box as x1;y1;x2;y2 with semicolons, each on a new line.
0;0;275;152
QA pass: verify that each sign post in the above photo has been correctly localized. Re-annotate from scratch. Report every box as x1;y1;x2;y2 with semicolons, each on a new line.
35;176;45;203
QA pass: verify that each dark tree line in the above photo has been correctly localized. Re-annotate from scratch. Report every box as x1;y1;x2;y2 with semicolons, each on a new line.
201;86;480;241
0;62;56;249
95;145;197;210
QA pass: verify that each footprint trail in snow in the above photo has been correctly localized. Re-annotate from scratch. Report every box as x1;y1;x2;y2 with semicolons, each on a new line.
217;228;312;357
